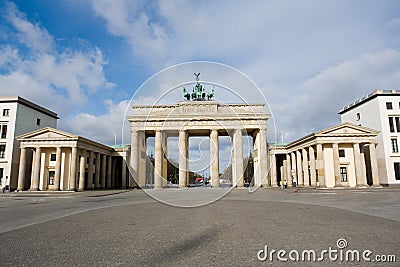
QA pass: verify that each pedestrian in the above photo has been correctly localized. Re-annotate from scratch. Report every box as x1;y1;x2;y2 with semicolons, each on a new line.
284;179;287;189
280;180;283;189
2;176;8;193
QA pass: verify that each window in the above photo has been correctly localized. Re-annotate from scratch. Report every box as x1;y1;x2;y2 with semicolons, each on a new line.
386;102;393;109
0;145;5;158
50;154;56;161
339;149;345;158
396;118;400;132
2;109;9;116
340;167;348;182
389;117;395;132
48;171;55;185
394;163;400;180
392;139;399;153
0;124;7;139
356;113;360;121
36;118;41;126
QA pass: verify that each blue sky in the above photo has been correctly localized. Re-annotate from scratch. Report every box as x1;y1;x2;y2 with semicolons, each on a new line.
1;0;400;172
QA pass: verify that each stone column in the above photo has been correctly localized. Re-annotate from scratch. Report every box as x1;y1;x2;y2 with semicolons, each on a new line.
111;157;116;188
162;134;168;187
360;146;368;186
369;143;380;186
353;143;363;186
17;147;27;191
271;154;278;187
291;152;297;185
69;147;78;191
286;154;292;186
296;150;303;186
179;130;188;187
87;150;94;189
130;130;139;186
107;156;112;188
95;152;101;189
302;148;309;186
333;143;341;187
309;146;317;186
210;129;220;188
101;154;106;189
137;131;147;187
31;147;41;191
317;144;325;187
154;130;163;189
54;146;62;190
233;129;244;187
78;149;86;191
121;157;127;188
259;128;268;187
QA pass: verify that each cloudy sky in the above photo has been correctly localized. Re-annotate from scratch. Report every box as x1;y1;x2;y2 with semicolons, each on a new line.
1;0;400;172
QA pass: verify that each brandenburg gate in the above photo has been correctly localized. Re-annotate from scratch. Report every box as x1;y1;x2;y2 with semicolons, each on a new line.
127;75;270;189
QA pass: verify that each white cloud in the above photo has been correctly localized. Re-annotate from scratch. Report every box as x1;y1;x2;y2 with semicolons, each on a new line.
61;99;130;145
273;49;400;141
91;0;169;66
6;2;54;53
386;18;400;29
0;2;114;117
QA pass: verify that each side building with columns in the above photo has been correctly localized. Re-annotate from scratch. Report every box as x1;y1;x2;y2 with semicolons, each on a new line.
16;127;132;191
269;123;380;188
0;96;58;191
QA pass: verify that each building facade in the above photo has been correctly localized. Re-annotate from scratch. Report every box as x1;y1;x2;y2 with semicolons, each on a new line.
0;97;58;190
339;89;400;186
16;127;132;191
1;92;389;191
268;123;380;188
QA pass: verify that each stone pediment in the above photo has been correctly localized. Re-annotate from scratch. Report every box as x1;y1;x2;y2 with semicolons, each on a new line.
17;127;78;140
315;123;378;137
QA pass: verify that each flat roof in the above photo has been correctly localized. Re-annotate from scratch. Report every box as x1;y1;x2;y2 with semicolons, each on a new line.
0;96;59;119
338;89;400;115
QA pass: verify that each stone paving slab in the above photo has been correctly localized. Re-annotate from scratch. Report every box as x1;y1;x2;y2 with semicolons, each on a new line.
0;200;398;266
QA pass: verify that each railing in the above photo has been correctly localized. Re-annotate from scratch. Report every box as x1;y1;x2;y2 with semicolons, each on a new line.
339;89;400;112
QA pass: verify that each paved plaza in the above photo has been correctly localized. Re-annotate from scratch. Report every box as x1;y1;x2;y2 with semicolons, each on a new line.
0;188;399;266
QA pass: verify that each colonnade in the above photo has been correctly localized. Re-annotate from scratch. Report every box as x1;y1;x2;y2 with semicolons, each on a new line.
16;146;128;191
130;127;269;189
275;141;380;188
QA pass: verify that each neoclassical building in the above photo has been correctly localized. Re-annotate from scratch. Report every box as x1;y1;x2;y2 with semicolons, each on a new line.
269;123;380;188
16;127;132;191
127;101;270;189
7;92;383;191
